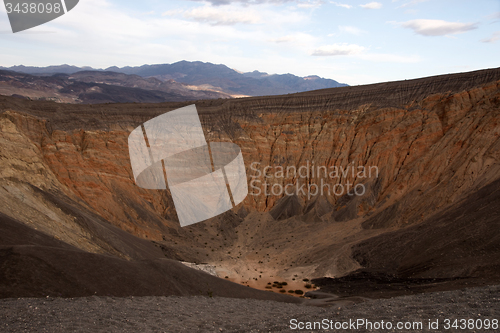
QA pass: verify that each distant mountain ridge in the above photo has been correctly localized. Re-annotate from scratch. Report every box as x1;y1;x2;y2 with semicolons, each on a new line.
0;61;348;97
0;69;231;104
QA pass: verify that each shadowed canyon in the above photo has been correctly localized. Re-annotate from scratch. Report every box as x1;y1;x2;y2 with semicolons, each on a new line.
1;68;499;300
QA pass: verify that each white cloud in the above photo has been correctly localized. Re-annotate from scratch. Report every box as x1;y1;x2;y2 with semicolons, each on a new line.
162;9;184;16
330;2;352;9
267;32;318;52
311;43;420;63
312;43;365;56
0;0;270;66
297;0;324;8
357;53;421;63
189;0;294;6
360;2;382;9
165;3;307;26
481;31;500;43
398;0;429;8
0;7;9;32
269;35;295;43
339;25;365;35
400;19;477;36
184;5;261;25
0;0;315;71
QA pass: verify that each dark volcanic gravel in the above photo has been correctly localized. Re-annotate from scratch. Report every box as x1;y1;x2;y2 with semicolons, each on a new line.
0;285;498;332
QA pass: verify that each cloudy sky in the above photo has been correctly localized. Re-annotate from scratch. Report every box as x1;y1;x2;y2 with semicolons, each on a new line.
0;0;499;85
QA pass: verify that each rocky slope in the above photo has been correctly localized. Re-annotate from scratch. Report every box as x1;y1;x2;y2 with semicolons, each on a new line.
0;69;231;104
0;67;499;297
0;212;301;302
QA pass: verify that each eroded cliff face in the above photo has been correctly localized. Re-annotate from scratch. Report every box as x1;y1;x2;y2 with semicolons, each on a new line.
1;68;499;281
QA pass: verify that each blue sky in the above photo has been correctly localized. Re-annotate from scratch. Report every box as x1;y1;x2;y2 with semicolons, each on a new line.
0;0;499;85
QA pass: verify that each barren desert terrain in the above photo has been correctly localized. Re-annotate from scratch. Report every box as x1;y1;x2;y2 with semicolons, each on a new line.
0;68;499;331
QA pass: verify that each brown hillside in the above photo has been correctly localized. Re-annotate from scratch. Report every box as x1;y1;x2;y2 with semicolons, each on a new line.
0;67;499;297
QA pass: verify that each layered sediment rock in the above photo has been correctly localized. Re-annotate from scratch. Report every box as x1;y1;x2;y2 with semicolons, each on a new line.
0;68;499;281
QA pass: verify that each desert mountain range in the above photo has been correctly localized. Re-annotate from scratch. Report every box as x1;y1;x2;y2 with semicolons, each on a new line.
0;61;347;104
0;67;499;299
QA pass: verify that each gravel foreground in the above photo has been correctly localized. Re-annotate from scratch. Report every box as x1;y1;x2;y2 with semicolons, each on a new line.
0;285;498;333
